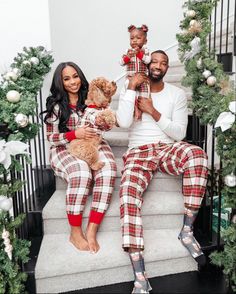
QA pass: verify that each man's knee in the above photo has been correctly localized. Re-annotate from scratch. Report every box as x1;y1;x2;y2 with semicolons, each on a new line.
186;145;208;166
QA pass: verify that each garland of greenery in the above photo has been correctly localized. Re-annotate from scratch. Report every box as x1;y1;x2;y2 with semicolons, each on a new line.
176;0;236;290
0;46;53;293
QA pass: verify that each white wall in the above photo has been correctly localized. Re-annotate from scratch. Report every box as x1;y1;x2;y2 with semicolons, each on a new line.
48;0;185;82
0;0;51;74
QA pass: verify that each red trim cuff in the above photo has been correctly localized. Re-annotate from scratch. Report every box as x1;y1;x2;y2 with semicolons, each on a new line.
89;210;105;225
123;55;130;64
65;131;76;142
136;51;144;60
67;213;82;226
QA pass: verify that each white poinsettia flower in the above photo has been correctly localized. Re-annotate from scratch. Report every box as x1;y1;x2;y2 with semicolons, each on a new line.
0;140;6;151
229;101;236;114
0;140;29;169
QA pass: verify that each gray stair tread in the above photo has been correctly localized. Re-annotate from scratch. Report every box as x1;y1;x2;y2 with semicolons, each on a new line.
43;190;184;220
103;131;129;146
35;229;193;279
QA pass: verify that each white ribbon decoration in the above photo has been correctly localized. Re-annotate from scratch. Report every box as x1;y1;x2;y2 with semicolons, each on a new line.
215;101;236;132
0;140;29;169
183;36;201;61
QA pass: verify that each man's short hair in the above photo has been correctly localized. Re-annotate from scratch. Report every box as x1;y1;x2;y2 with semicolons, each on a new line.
151;50;169;63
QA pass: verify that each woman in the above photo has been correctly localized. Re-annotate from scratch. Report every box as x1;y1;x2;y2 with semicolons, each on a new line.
43;62;117;253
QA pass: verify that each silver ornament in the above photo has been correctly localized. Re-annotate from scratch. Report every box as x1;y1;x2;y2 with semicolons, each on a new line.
207;76;216;86
15;113;29;128
6;90;21;103
5;72;18;81
202;70;211;79
189;20;198;27
22;60;31;67
224;174;236;187
30;57;39;65
186;10;196;18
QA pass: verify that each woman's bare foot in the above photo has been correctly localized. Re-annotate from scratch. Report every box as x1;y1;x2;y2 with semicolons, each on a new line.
70;226;89;251
86;223;100;253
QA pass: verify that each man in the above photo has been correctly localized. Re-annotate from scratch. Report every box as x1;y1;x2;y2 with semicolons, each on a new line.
116;50;208;293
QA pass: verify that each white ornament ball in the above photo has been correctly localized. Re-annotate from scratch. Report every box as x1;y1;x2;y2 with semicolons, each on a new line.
202;70;212;79
30;57;39;65
207;76;217;86
6;90;21;103
190;19;198;27
15;113;29;128
196;58;202;69
5;72;18;81
0;198;13;211
22;60;31;67
224;174;236;187
186;10;196;18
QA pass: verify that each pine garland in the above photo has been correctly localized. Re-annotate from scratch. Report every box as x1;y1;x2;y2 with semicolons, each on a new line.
177;0;236;291
0;46;53;293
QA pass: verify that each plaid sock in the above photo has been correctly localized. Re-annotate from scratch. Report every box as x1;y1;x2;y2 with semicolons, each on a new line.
129;251;152;293
178;208;206;266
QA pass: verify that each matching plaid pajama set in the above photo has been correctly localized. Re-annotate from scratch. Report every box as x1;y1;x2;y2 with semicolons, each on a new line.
120;46;151;98
120;141;208;250
116;83;208;251
46;104;117;227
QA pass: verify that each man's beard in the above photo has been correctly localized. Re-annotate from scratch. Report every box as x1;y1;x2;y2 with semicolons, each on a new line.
148;70;166;82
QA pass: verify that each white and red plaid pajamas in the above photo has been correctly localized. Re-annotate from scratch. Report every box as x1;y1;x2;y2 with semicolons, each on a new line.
120;141;208;250
46;105;117;226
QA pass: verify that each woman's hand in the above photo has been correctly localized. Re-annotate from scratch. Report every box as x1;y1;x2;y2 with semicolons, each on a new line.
75;125;98;139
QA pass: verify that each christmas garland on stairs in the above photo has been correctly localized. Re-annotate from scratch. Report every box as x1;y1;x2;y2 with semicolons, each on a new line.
176;0;236;291
0;46;53;293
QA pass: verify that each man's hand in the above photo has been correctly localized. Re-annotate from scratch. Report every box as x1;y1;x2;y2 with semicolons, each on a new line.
137;97;162;121
75;125;98;139
137;97;154;115
128;73;149;91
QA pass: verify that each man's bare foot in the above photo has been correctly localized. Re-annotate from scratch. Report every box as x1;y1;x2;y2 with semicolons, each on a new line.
86;223;100;253
70;226;89;251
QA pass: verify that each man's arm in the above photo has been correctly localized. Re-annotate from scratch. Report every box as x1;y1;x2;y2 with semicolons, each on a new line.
138;91;188;141
116;73;149;128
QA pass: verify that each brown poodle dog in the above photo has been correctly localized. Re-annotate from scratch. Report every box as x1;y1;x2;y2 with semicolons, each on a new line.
68;77;117;170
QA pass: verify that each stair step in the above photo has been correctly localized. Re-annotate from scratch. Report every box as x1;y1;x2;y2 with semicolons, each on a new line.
43;190;184;234
35;229;197;293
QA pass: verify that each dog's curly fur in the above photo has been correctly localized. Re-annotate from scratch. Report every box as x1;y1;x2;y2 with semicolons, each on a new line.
68;77;117;170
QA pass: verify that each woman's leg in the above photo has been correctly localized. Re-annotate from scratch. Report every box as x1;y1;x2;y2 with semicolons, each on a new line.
157;142;208;265
50;149;92;251
86;142;117;253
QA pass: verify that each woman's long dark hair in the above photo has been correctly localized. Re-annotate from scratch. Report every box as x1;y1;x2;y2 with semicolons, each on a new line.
42;62;89;132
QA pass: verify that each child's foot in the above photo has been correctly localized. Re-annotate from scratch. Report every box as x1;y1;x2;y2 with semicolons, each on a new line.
70;226;89;251
86;223;100;254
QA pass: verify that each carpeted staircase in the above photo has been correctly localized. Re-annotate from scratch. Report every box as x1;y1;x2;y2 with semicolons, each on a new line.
35;62;198;293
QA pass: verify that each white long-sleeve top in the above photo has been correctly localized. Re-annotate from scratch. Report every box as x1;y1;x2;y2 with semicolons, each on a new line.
116;82;188;149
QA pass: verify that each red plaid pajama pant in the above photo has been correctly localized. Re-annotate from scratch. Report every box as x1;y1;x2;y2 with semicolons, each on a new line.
50;140;117;226
120;141;208;250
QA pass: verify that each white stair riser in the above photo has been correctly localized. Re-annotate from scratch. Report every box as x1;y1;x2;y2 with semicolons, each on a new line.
44;214;183;235
36;256;196;293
